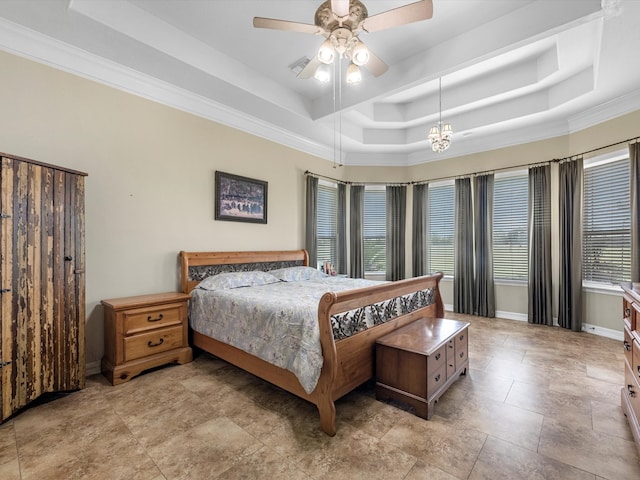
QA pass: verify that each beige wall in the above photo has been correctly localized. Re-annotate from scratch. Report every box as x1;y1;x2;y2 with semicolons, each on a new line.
0;51;631;370
0;51;345;367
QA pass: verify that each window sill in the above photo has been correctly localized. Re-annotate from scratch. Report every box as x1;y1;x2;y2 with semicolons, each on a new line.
582;283;623;296
495;279;527;287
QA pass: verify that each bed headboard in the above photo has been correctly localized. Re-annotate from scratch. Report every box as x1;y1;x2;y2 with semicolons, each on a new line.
180;249;309;293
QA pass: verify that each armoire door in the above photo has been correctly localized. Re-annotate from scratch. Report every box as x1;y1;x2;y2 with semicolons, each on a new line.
0;154;86;421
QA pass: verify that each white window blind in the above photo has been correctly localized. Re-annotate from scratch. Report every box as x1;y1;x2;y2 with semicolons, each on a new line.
583;154;631;285
317;182;337;267
427;182;454;275
493;172;528;281
364;187;386;274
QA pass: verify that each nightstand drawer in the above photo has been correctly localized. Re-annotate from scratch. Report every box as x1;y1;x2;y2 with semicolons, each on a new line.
123;303;183;334
124;325;184;362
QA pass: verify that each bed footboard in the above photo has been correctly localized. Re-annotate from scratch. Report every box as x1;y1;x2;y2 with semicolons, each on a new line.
312;272;444;435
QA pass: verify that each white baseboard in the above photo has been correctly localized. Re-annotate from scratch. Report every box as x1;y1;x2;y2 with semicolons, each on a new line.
86;361;101;376
581;323;623;341
445;306;622;340
495;310;528;322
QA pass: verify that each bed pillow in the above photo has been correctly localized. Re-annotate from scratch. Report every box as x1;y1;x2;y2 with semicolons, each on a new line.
269;266;327;282
196;271;280;291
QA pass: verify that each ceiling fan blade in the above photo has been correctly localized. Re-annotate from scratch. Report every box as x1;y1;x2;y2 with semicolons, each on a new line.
364;49;389;77
298;57;322;79
361;0;433;33
253;17;323;35
331;0;350;18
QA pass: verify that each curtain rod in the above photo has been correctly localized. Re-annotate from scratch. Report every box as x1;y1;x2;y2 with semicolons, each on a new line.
559;135;639;161
413;135;640;185
411;161;553;185
304;170;410;186
307;135;639;187
304;170;349;185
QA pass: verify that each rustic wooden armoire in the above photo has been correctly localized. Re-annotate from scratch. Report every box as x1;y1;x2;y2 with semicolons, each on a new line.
0;153;86;422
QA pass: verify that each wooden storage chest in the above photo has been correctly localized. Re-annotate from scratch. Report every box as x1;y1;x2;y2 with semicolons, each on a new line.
375;317;469;419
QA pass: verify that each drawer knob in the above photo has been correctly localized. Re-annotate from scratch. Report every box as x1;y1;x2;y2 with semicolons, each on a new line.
459;352;464;358
625;307;631;318
147;313;164;323
625;340;632;351
628;384;637;398
435;374;441;382
147;338;165;348
435;353;441;361
459;334;464;340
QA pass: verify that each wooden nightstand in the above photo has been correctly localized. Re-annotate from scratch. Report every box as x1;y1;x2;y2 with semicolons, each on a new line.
101;292;193;385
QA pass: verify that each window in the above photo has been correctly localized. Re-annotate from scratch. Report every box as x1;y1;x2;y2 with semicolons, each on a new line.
364;186;386;274
427;181;454;275
583;152;630;285
493;172;528;281
317;181;337;268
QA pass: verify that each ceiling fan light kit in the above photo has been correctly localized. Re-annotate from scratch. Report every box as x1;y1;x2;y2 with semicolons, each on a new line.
346;63;362;84
318;38;336;64
351;41;370;66
253;0;433;84
314;63;332;82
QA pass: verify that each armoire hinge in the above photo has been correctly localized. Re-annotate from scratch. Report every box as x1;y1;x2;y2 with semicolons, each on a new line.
0;289;10;294
0;213;10;219
0;361;11;368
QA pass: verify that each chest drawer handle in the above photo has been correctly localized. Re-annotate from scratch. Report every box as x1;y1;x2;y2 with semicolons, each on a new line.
435;374;441;382
625;307;631;318
148;338;165;348
459;352;464;358
625;340;632;351
147;314;164;323
628;384;636;398
459;334;465;341
435;353;441;361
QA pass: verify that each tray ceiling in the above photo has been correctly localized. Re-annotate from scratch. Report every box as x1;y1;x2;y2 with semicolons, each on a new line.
0;0;637;166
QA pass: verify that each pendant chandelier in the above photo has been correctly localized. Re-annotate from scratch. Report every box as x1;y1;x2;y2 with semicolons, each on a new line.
428;77;453;153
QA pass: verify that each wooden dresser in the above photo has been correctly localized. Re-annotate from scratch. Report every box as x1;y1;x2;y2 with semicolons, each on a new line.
621;283;640;454
101;292;192;385
375;317;469;419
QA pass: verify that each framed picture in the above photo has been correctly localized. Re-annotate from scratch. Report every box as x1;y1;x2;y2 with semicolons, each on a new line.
215;171;268;224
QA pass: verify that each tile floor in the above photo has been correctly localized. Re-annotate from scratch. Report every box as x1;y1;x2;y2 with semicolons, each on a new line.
1;313;639;479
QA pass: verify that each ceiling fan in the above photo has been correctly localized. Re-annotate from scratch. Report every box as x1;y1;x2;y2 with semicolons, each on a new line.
253;0;434;83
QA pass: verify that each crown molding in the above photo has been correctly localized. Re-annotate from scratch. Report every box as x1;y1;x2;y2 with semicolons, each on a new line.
0;16;637;169
0;17;334;161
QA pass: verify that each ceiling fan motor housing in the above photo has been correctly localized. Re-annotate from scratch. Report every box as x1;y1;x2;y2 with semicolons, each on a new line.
314;0;368;32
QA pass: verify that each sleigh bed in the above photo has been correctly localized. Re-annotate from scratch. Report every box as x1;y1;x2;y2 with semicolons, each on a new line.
180;249;444;436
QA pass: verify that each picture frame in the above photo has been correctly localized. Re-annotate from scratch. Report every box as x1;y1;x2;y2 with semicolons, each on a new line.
214;171;268;224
